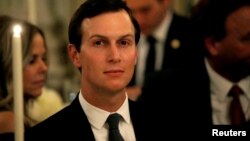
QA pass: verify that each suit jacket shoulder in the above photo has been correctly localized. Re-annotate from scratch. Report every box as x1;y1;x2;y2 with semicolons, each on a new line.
25;97;95;141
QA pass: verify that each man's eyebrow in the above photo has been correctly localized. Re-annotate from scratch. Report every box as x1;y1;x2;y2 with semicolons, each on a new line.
120;34;134;38
89;34;134;39
89;34;107;39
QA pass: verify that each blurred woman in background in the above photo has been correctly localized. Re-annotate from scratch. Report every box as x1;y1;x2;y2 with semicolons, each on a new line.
0;15;64;133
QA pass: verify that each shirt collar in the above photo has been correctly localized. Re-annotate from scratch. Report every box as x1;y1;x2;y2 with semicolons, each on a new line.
205;58;250;100
205;58;234;101
238;76;250;99
78;91;131;130
141;9;172;44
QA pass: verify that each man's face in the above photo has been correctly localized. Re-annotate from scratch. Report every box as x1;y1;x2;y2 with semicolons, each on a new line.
78;10;138;93
210;6;250;79
126;0;170;35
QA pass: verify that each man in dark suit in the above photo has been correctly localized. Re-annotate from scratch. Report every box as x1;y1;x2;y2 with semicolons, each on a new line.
140;0;250;138
25;0;146;140
125;0;200;101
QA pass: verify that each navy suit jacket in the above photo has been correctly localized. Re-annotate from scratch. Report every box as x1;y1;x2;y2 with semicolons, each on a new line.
25;95;146;141
139;60;250;138
139;61;213;139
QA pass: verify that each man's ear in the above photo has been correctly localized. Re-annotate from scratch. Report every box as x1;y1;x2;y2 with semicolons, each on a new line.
204;37;220;57
67;44;81;68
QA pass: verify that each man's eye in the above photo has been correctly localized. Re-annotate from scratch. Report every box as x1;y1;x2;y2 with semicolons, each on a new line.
120;40;129;45
94;40;104;46
119;39;133;47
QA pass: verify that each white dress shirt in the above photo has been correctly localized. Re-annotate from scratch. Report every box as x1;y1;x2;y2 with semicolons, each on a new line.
78;91;136;141
205;58;250;124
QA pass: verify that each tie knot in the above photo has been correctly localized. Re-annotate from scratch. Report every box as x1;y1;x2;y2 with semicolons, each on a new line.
146;35;156;45
107;113;121;130
228;85;243;97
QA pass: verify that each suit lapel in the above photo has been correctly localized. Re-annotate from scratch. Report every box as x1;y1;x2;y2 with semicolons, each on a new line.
68;96;96;141
128;100;147;141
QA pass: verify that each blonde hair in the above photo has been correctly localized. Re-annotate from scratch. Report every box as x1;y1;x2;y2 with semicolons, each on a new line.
0;15;48;128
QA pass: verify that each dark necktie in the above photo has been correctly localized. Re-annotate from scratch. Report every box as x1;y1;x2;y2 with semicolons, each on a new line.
145;35;156;75
106;113;124;141
228;85;246;125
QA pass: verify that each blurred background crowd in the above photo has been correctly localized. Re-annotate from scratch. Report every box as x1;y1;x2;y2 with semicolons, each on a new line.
0;0;199;103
